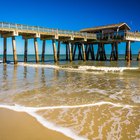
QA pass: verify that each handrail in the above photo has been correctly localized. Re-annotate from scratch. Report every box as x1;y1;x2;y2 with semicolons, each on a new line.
0;22;96;38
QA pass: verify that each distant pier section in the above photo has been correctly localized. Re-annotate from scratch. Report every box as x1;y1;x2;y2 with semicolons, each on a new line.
0;22;140;64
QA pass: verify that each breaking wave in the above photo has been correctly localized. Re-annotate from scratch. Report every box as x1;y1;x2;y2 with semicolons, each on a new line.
0;101;135;140
18;63;139;73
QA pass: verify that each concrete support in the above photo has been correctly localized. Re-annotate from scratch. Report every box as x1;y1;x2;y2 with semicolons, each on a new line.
82;43;86;61
68;42;72;62
57;41;60;61
126;41;131;62
24;39;28;62
12;36;18;64
52;40;58;62
3;37;7;63
34;38;39;63
42;40;46;62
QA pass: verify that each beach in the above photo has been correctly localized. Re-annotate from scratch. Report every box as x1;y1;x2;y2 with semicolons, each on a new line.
0;108;71;140
0;59;140;139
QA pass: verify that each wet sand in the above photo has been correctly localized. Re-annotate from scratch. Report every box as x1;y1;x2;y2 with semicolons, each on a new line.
0;108;71;140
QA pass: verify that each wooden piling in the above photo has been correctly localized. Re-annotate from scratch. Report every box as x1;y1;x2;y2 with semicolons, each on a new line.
110;43;116;61
57;41;60;61
34;38;39;63
42;40;46;62
137;50;140;61
66;43;69;60
78;44;83;60
73;44;77;60
96;43;106;61
68;42;72;62
126;41;131;62
24;39;28;62
115;42;118;60
52;40;58;62
102;43;107;60
91;44;95;60
96;43;100;60
82;43;86;61
12;36;18;64
3;37;7;63
86;44;90;60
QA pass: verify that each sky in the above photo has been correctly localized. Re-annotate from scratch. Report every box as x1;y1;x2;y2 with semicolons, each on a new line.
0;0;140;55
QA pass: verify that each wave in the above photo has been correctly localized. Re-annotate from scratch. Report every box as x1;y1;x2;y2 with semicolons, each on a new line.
0;101;135;140
18;63;139;73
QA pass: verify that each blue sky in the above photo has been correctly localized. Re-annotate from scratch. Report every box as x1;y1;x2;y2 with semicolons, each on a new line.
0;0;140;54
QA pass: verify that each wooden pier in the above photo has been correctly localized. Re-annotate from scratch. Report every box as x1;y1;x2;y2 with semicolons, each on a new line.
0;22;140;64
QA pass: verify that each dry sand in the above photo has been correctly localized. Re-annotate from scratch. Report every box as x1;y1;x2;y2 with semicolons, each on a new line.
0;108;72;140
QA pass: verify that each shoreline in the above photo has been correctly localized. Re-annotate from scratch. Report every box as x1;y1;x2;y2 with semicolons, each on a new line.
0;108;72;140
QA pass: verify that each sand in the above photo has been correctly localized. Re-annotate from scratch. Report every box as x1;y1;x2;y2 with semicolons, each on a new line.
0;108;72;140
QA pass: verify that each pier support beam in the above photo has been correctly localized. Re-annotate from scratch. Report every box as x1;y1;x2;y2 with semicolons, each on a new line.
66;43;69;61
73;44;77;60
126;41;131;62
78;44;83;60
3;37;7;63
12;36;18;64
42;40;46;62
24;39;28;62
85;44;89;60
52;40;58;62
57;41;60;61
91;44;95;60
110;43;116;61
34;38;39;63
115;42;118;61
68;42;72;62
96;43;106;61
82;43;86;61
137;50;140;61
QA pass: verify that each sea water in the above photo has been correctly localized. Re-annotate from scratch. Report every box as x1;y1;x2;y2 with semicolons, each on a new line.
0;55;140;140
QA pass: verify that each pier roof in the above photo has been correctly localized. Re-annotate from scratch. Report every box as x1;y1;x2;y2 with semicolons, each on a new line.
80;23;131;33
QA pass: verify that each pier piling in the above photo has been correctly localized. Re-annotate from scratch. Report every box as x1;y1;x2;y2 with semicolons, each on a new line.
12;36;18;64
42;40;46;62
3;37;7;63
24;39;28;62
52;40;58;62
34;38;39;63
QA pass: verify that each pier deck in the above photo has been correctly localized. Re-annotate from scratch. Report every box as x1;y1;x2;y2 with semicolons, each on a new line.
0;22;140;63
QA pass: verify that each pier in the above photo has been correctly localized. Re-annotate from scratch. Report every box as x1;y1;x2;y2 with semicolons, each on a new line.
0;22;140;64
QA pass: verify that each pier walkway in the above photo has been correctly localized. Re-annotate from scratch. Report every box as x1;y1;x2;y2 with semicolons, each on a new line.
0;22;140;64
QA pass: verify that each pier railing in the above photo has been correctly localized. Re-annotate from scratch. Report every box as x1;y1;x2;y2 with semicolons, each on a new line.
96;30;140;41
0;22;96;39
96;31;125;40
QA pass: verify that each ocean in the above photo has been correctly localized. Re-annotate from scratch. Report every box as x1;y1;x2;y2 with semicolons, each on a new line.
0;54;140;140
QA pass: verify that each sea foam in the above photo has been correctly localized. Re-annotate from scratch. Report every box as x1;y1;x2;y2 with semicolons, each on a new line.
0;101;135;140
18;63;139;73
